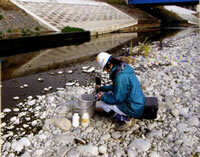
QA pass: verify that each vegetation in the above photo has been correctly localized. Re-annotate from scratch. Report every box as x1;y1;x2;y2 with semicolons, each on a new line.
120;38;151;65
0;0;17;10
61;26;85;33
0;31;3;38
21;29;33;36
138;37;151;57
0;14;3;20
7;28;12;33
35;26;40;32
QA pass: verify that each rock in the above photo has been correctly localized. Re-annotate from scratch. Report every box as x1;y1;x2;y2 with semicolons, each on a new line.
27;100;36;106
1;122;6;127
86;127;93;133
129;139;151;152
54;118;71;131
176;123;190;133
77;144;98;156
127;149;138;157
58;71;63;74
67;150;80;157
31;120;38;127
147;123;157;130
11;141;23;152
86;67;95;73
66;82;75;86
171;109;179;117
115;149;125;157
33;149;44;156
19;137;31;147
38;134;47;141
10;116;17;122
111;132;121;139
13;96;20;100
99;145;107;154
100;133;111;141
180;108;190;118
8;153;15;157
56;106;71;115
55;135;74;145
23;124;29;128
38;78;44;82
132;124;140;130
13;108;20;112
146;130;162;138
82;66;90;70
149;151;160;157
18;112;27;117
21;152;31;157
35;106;41;111
3;108;12;113
67;70;73;74
23;84;28;87
188;117;199;126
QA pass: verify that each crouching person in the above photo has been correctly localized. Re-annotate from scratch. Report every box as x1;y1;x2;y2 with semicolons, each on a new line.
96;52;145;131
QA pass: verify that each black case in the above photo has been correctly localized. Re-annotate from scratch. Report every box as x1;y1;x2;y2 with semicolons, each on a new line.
139;97;159;120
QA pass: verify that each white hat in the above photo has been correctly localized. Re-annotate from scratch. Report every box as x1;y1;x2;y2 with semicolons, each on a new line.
96;52;111;69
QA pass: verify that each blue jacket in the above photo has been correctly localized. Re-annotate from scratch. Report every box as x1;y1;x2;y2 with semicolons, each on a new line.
99;63;145;118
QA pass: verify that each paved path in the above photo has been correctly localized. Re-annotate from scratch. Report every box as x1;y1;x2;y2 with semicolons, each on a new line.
10;0;137;36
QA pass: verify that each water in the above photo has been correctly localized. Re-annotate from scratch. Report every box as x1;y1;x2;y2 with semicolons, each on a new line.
1;27;196;110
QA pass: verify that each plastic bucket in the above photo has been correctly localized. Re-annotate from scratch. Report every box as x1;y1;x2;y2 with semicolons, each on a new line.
76;94;96;117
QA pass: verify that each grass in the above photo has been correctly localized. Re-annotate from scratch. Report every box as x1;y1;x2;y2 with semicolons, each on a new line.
0;31;3;38
35;26;40;32
61;26;85;33
124;38;151;65
7;28;12;33
21;29;33;36
0;14;3;20
138;37;151;57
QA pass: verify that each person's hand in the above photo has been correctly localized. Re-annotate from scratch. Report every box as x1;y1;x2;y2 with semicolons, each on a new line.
96;85;100;93
97;92;104;100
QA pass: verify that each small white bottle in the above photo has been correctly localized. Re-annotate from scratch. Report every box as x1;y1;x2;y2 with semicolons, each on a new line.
72;113;80;128
81;113;90;127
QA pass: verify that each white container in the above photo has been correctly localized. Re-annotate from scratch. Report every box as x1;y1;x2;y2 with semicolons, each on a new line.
81;113;90;127
72;113;80;127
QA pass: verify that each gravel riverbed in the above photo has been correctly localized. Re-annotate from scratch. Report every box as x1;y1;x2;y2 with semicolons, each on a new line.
1;29;199;157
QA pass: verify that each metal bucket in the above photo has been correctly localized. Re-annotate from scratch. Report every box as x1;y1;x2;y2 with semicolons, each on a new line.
76;94;96;117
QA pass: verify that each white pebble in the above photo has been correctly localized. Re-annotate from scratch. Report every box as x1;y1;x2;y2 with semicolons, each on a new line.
82;66;90;70
65;82;75;86
13;108;20;112
57;71;63;74
18;112;27;117
23;124;29;128
23;84;28;88
10;116;17;122
31;120;37;126
3;108;12;113
67;70;73;74
13;96;19;100
44;88;49;91
38;78;44;82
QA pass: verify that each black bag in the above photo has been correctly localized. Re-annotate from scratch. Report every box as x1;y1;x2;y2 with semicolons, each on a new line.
139;97;158;120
